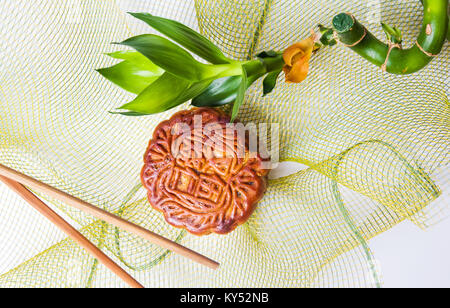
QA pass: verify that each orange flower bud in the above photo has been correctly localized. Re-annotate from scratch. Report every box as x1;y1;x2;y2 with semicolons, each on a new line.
283;36;315;83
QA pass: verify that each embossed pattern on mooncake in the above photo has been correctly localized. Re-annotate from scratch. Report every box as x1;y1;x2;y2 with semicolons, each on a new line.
141;108;269;235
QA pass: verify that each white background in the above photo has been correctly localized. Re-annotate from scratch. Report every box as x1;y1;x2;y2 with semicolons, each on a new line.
371;216;450;288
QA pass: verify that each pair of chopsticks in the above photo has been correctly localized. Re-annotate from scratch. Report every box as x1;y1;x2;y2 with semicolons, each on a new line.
0;164;219;288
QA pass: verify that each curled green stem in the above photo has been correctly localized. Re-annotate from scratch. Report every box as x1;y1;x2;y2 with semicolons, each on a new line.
333;0;448;74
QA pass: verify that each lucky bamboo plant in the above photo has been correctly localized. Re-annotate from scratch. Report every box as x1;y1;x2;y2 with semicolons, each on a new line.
98;3;448;119
326;0;449;74
97;13;288;121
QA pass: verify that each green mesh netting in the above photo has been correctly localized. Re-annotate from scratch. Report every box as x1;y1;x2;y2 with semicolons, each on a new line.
0;0;448;288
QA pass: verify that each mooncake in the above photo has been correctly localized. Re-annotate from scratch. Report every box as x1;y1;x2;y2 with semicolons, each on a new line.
141;108;269;235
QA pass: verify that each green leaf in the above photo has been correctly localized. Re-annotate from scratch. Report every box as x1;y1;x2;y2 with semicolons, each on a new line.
318;25;336;46
129;12;230;64
106;50;148;61
318;25;337;47
176;79;215;105
191;71;263;108
192;76;242;107
231;68;248;122
118;73;191;114
262;69;282;97
109;111;150;117
116;73;213;115
117;35;241;81
381;23;402;44
117;34;207;81
97;52;164;94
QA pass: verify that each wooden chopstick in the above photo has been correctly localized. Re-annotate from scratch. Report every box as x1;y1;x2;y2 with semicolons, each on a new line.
0;175;144;288
0;163;220;270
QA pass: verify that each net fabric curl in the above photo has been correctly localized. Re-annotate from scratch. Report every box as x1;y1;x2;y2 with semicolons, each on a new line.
0;0;448;288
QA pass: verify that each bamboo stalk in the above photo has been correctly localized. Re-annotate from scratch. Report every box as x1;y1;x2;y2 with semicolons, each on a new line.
0;164;220;270
332;0;448;74
0;175;144;288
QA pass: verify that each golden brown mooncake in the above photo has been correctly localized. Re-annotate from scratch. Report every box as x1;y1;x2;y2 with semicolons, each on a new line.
141;108;269;235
